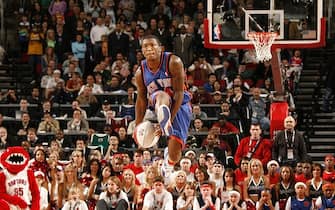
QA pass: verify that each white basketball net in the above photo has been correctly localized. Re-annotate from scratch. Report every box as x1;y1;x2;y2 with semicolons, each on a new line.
247;32;278;62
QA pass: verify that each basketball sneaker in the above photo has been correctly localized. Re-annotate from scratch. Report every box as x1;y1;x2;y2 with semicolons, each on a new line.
161;147;174;183
157;105;173;136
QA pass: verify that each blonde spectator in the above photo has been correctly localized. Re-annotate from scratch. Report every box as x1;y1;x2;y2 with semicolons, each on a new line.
48;151;59;166
70;149;86;177
57;164;84;207
137;166;160;209
243;158;270;209
122;169;139;209
167;170;188;206
48;141;62;158
45;29;56;48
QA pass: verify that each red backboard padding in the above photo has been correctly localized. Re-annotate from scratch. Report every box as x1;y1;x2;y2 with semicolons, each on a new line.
270;102;288;140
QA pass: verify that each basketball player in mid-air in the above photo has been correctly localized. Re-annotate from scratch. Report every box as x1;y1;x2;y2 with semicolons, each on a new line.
135;35;192;177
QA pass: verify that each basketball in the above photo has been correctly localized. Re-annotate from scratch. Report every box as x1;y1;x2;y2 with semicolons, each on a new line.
134;121;160;148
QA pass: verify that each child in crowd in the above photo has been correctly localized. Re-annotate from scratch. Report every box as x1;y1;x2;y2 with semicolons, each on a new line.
315;183;335;210
285;182;313;210
256;188;279;210
61;186;88;210
222;190;246;210
193;181;221;210
35;170;49;210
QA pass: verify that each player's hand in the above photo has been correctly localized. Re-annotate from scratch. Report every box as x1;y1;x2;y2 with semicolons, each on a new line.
154;124;162;137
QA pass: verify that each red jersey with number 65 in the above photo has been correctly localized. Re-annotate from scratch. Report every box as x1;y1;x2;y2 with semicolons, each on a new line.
3;169;32;205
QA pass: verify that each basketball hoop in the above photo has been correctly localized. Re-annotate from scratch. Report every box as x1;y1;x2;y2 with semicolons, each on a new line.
247;32;278;62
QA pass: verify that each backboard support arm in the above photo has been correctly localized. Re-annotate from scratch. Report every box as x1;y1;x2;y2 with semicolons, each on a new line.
271;49;285;98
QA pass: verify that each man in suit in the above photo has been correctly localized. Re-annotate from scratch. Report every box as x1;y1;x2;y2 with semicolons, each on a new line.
153;19;172;51
108;21;129;59
272;116;308;166
16;112;37;137
173;25;193;68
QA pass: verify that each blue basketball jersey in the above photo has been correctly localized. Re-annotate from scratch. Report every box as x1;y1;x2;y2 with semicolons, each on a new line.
141;52;191;105
141;52;192;142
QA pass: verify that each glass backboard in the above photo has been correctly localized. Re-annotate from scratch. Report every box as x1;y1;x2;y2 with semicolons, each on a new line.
205;0;325;49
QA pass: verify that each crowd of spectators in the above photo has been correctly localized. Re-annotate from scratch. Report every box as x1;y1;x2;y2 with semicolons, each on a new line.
0;0;331;210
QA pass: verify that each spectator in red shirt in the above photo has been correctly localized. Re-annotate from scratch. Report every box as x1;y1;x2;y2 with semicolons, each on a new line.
235;157;250;187
322;155;335;183
295;161;312;183
294;161;306;183
124;149;144;176
234;123;272;167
